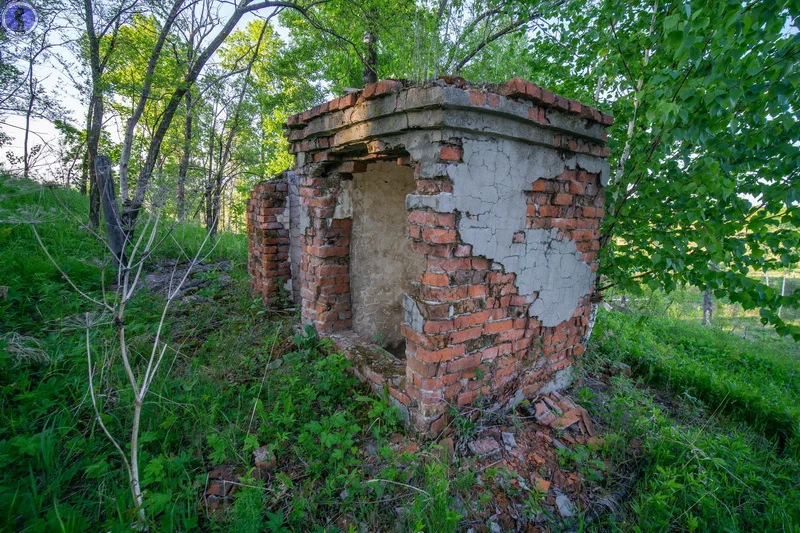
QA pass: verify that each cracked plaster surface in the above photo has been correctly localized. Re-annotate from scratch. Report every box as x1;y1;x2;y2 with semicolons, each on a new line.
299;130;605;329
409;137;598;328
403;294;425;333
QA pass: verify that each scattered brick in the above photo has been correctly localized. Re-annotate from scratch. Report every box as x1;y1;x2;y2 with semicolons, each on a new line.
469;436;502;457
532;476;551;494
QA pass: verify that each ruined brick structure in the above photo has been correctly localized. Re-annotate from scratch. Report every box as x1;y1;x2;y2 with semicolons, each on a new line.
246;77;612;435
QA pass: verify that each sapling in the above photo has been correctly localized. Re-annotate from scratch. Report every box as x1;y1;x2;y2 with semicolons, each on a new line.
2;187;220;528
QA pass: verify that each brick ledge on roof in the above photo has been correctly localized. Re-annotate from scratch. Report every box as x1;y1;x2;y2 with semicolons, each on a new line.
285;77;614;130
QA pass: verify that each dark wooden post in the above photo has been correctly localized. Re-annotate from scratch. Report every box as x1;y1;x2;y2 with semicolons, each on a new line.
96;156;126;266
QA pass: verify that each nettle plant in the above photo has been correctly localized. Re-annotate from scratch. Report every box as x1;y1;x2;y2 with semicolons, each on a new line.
1;192;220;527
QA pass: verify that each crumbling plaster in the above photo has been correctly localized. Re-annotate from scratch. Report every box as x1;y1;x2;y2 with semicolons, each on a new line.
403;136;608;328
451;138;603;327
317;120;608;332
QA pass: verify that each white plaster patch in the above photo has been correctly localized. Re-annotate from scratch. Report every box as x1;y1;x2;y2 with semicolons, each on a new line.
406;192;455;212
276;205;290;227
287;171;302;303
575;153;611;186
334;179;353;219
403;294;424;333
299;206;310;236
446;138;595;327
537;366;575;394
282;277;293;298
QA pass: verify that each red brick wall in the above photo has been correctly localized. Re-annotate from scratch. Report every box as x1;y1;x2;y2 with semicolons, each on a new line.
246;179;290;302
297;175;353;333
401;159;605;434
248;158;605;435
522;168;605;391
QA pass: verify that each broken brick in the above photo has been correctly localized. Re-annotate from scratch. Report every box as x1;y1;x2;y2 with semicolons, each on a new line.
439;145;463;162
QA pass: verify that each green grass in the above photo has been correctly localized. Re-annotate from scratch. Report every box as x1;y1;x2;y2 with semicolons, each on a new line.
606;283;800;349
592;310;800;449
0;174;458;532
0;174;255;530
580;363;800;531
584;309;800;530
0;174;246;334
3;172;799;531
666;275;800;325
0;281;457;531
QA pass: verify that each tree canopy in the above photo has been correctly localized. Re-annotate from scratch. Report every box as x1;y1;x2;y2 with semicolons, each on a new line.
0;0;797;336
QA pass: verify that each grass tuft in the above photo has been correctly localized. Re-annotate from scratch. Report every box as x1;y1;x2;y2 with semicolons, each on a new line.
592;310;800;449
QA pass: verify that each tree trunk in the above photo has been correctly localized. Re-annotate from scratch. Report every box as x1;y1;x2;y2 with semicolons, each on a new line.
117;0;184;203
362;11;378;86
220;183;226;233
582;291;605;344
123;2;269;235
203;21;267;239
83;0;105;228
80;153;89;194
779;274;786;318
87;90;103;228
177;91;192;221
584;303;599;342
363;32;377;85
79;105;93;195
204;185;213;235
702;289;713;326
204;125;215;235
95;155;125;265
209;173;222;240
23;64;35;179
205;128;223;240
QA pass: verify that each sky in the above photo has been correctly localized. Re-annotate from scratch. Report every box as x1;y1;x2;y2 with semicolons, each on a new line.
0;0;292;181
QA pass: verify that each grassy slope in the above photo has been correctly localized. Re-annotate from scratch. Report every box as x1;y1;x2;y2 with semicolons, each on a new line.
606;283;800;348
0;175;458;532
2;173;799;531
586;310;800;530
0;175;255;531
0;175;246;333
592;310;800;446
